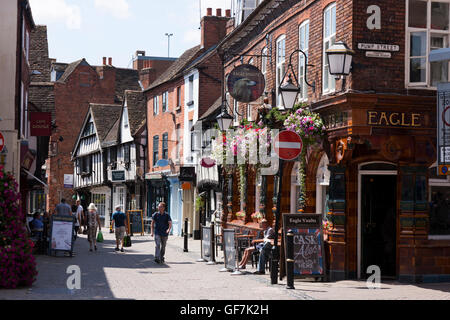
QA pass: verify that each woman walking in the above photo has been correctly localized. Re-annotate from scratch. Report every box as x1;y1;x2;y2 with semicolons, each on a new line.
86;203;101;252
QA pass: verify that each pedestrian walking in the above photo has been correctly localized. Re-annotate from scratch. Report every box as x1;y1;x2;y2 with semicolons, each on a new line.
75;200;85;234
112;205;127;252
55;198;72;216
151;202;172;264
86;203;101;252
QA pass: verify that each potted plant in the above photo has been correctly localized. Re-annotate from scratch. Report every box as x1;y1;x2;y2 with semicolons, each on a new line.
251;212;263;223
235;211;246;221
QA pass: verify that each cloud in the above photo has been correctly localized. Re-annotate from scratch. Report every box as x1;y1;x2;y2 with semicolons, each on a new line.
29;0;81;29
94;0;131;19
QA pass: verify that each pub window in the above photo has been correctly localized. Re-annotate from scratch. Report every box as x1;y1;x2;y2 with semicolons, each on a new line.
162;91;168;112
162;133;169;160
428;165;450;237
153;136;159;166
83;120;94;137
188;75;194;105
407;0;450;87
177;86;181;108
299;20;310;101
323;3;336;94
276;35;286;107
109;146;117;164
233;98;239;126
81;155;92;174
247;104;252;122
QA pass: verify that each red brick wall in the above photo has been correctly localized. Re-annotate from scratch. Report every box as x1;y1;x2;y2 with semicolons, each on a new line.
47;64;117;211
146;78;185;173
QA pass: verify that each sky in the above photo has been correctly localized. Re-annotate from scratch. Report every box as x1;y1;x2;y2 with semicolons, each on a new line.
29;0;233;68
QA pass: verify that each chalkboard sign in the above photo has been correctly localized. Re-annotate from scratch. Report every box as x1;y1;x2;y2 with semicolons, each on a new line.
223;229;236;270
49;215;75;255
201;225;211;261
127;210;144;236
283;213;325;278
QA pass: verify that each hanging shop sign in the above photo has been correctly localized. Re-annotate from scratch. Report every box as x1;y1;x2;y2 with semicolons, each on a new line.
437;83;450;175
367;111;423;127
30;112;52;136
283;213;325;279
227;64;265;103
200;157;216;168
179;166;196;182
112;170;126;182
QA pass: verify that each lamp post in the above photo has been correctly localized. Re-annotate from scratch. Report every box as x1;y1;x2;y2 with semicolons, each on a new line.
326;41;354;91
165;33;173;58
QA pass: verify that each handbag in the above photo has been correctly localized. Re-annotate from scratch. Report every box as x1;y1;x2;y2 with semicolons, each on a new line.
97;230;104;243
123;235;132;247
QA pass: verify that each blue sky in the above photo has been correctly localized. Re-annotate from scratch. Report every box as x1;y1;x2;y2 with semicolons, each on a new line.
29;0;232;68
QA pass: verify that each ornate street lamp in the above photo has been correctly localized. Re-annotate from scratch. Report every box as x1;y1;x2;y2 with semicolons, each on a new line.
326;41;354;77
216;101;234;131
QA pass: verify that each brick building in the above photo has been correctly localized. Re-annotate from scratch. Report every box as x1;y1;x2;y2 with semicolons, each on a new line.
216;0;449;282
145;9;231;237
46;57;141;212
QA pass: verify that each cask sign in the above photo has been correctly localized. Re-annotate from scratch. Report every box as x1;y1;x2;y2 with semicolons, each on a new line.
367;111;423;127
283;213;325;278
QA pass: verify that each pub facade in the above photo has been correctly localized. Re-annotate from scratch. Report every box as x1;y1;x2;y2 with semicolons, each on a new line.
217;0;450;282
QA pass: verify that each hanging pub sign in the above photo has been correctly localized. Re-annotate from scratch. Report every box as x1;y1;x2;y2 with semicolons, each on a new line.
30;112;52;136
227;64;265;103
283;213;326;279
437;83;450;175
112;170;126;182
179;166;196;182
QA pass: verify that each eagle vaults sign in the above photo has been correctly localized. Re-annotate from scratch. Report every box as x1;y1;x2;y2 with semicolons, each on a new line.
367;111;423;127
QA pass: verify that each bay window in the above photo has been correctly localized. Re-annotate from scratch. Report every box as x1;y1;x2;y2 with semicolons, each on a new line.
407;0;450;87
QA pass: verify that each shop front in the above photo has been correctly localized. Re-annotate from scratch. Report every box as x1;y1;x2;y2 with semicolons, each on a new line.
312;92;450;282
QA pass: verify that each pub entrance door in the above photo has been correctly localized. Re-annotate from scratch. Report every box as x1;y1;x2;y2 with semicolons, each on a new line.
358;164;397;279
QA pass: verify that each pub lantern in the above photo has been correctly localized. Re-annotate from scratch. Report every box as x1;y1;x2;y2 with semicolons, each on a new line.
279;75;300;110
216;103;234;131
326;41;354;77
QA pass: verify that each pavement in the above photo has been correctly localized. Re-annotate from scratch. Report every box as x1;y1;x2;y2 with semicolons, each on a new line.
0;229;449;300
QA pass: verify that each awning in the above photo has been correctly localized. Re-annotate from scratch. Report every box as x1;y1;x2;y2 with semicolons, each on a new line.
197;179;221;193
22;168;49;191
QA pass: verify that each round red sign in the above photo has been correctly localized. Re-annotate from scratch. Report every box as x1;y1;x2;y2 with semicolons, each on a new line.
274;131;303;161
0;132;4;153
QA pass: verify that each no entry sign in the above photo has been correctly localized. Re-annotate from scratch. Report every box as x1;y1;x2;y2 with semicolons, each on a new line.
0;132;4;153
274;130;303;161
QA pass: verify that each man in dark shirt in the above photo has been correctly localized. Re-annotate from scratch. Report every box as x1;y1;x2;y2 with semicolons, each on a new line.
112;205;127;252
151;202;172;264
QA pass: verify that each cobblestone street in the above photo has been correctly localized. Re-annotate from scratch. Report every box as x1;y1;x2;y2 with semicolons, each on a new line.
0;230;449;300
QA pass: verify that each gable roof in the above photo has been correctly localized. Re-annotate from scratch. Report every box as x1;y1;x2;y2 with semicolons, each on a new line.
124;90;146;136
90;104;123;146
114;68;141;103
145;45;203;91
56;59;89;83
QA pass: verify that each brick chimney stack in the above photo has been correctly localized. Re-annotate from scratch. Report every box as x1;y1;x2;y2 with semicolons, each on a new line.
108;57;112;66
201;8;231;49
103;57;107;65
226;9;231;17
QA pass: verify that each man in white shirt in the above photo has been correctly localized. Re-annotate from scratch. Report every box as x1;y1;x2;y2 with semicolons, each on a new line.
76;200;84;230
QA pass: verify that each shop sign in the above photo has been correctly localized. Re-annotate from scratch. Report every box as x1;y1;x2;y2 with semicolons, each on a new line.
179;166;196;182
437;83;450;172
227;64;265;103
367;111;422;127
112;170;126;182
64;174;74;188
282;213;325;278
30;112;52;136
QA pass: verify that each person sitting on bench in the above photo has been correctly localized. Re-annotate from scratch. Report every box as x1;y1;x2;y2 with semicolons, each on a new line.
253;219;275;275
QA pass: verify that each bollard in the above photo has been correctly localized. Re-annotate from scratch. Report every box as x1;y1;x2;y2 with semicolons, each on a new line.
286;231;295;289
207;222;216;265
183;218;188;252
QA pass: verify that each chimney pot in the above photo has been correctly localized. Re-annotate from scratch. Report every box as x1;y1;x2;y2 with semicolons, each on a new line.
103;57;107;65
207;8;212;16
216;8;222;16
225;9;231;17
108;57;112;66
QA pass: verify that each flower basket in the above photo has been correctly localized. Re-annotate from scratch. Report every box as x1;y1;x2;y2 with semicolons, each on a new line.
251;212;263;223
235;211;246;221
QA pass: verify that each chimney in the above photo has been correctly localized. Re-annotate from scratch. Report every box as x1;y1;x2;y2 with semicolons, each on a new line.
225;9;231;18
206;8;212;16
108;57;112;66
201;10;231;49
103;57;107;65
